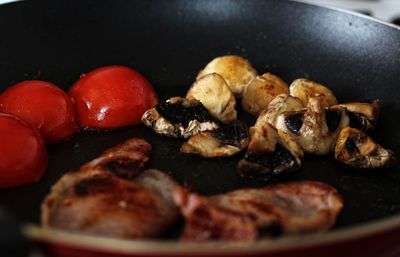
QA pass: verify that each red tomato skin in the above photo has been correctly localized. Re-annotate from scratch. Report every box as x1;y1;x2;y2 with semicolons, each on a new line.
0;113;48;189
0;80;79;144
68;65;159;129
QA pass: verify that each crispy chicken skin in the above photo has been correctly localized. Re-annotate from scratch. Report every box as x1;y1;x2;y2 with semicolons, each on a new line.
334;127;396;169
289;79;338;107
141;97;219;139
41;139;180;239
180;120;249;158
187;73;237;124
174;181;343;241
197;55;258;97
276;96;349;155
242;73;290;116
336;100;380;131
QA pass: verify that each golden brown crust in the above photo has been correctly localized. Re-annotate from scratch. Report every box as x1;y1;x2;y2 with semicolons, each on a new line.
242;73;290;116
289;79;338;107
197;55;258;97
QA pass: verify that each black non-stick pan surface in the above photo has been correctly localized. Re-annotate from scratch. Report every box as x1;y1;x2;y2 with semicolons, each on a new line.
0;0;400;237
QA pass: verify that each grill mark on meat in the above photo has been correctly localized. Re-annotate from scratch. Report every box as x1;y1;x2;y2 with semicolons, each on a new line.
103;157;144;179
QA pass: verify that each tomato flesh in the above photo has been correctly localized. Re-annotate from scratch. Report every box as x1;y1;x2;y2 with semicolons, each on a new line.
0;113;48;189
68;65;159;129
0;80;79;144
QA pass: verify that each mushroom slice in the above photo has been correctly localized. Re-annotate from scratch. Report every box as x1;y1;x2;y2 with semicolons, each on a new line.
196;55;258;97
238;122;303;178
141;97;219;139
334;127;396;169
276;96;349;155
336;100;380;131
289;79;338;107
173;181;343;241
261;93;304;128
242;73;290;116
187;73;237;124
180;120;249;158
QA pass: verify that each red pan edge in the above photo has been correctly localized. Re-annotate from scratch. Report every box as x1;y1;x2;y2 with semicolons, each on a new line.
24;212;400;257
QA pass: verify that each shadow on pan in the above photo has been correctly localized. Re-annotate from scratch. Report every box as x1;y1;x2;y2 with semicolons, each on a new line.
0;0;399;240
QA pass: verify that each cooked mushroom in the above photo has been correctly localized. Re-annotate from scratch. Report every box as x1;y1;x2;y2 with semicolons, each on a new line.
276;96;349;155
180;120;249;158
336;100;380;131
334;127;396;169
186;73;237;124
238;122;303;178
141;97;219;139
260;93;304;128
173;181;343;241
289;79;338;107
196;55;258;97
241;73;290;116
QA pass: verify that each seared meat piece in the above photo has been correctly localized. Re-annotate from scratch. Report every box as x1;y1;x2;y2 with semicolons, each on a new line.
141;97;219;139
289;79;338;107
174;181;343;241
81;138;151;179
276;96;349;155
336;100;380;131
180;120;249;158
41;139;180;239
241;73;289;116
187;73;237;124
334;127;396;169
196;55;258;97
261;94;304;128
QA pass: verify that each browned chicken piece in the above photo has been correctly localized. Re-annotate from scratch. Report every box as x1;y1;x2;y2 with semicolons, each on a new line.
180;120;249;158
41;139;180;239
276;96;349;155
334;127;396;169
241;73;290;116
289;78;338;107
173;181;343;242
336;100;380;131
141;97;219;139
238;122;303;178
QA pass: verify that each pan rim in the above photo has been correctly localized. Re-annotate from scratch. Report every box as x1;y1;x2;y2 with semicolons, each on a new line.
23;212;400;254
292;0;400;30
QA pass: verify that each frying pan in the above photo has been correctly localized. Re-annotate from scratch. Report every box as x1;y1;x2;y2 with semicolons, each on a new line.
0;0;400;256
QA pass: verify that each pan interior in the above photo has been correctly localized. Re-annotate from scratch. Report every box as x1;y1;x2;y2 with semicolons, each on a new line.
0;0;399;238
